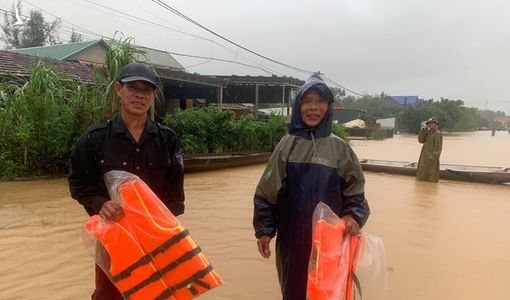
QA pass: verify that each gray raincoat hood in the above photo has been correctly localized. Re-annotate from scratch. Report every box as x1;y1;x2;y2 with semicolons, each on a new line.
289;74;334;139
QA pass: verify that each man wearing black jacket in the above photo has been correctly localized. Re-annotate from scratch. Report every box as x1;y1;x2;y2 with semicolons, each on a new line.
68;63;184;300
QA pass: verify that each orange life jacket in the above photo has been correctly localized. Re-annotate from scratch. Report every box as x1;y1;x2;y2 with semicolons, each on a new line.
84;178;222;300
307;219;363;300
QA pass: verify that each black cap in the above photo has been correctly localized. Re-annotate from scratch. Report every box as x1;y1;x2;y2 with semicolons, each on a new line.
118;63;157;89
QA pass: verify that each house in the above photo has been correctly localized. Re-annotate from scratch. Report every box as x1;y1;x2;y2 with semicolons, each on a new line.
376;117;397;130
7;40;305;119
331;104;367;124
10;40;186;71
494;116;510;126
390;96;422;106
212;75;303;117
8;41;224;119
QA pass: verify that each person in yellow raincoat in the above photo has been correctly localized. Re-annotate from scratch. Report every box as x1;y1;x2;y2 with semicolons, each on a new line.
416;118;443;182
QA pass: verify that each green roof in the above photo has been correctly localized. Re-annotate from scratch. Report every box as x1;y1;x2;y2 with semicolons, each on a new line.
10;40;185;71
134;45;184;71
10;40;103;60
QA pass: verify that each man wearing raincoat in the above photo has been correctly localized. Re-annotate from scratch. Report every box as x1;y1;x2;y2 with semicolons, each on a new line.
416;118;443;182
252;74;370;300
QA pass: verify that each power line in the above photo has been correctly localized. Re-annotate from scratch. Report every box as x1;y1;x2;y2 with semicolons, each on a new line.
184;59;213;69
152;0;315;76
322;76;364;96
11;0;364;96
1;4;100;41
123;0;198;37
11;0;287;76
167;51;276;75
78;0;287;76
22;0;104;39
82;0;213;42
151;0;364;95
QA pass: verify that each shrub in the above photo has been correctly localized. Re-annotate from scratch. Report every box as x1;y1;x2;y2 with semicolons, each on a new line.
368;128;387;140
164;110;288;154
331;123;350;142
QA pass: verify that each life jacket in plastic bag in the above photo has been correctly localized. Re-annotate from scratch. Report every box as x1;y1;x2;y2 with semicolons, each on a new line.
307;202;387;300
84;176;222;300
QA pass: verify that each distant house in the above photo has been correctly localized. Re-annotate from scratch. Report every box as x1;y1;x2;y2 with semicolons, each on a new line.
10;40;186;71
376;117;397;130
331;104;367;124
494;116;510;126
390;96;422;106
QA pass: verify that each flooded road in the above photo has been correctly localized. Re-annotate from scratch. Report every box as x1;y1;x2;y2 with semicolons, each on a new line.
0;131;509;299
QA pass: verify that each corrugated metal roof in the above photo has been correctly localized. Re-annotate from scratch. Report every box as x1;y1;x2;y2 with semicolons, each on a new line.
390;96;420;105
155;67;224;87
10;40;102;60
134;46;185;71
10;40;185;71
214;75;304;87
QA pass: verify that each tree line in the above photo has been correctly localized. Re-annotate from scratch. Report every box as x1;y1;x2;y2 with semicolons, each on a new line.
340;93;506;133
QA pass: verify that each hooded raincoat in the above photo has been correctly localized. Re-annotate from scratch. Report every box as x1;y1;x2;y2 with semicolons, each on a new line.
416;128;443;182
253;75;370;300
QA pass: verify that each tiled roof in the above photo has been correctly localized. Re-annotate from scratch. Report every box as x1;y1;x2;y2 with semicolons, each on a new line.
0;50;95;83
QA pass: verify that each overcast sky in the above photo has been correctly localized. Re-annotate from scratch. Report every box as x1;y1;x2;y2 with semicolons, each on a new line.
1;0;509;113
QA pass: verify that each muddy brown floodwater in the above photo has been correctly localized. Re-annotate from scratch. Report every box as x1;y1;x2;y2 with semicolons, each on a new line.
0;131;509;299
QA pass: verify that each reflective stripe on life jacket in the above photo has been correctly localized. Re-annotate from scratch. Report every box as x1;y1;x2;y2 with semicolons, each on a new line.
84;178;222;300
84;215;170;300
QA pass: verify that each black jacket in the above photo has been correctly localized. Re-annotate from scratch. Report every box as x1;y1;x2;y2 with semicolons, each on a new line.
68;114;184;216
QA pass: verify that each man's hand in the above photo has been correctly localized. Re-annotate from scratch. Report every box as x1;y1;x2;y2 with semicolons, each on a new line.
341;215;360;235
99;200;124;221
257;235;272;258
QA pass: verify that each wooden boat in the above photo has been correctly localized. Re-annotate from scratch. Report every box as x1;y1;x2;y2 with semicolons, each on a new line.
358;159;510;185
184;152;271;173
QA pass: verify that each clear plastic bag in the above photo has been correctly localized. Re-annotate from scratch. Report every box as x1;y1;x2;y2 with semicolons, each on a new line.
83;170;222;300
307;202;387;300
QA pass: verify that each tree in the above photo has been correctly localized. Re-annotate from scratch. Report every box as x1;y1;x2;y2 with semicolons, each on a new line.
400;99;494;133
69;27;83;43
0;1;61;49
330;87;346;103
342;93;402;119
0;1;23;49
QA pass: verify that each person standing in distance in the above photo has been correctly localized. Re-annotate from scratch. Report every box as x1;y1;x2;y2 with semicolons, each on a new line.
68;63;184;300
416;117;443;182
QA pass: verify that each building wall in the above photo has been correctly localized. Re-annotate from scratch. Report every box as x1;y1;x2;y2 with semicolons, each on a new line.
332;109;366;124
70;44;106;64
376;117;396;129
222;85;293;104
